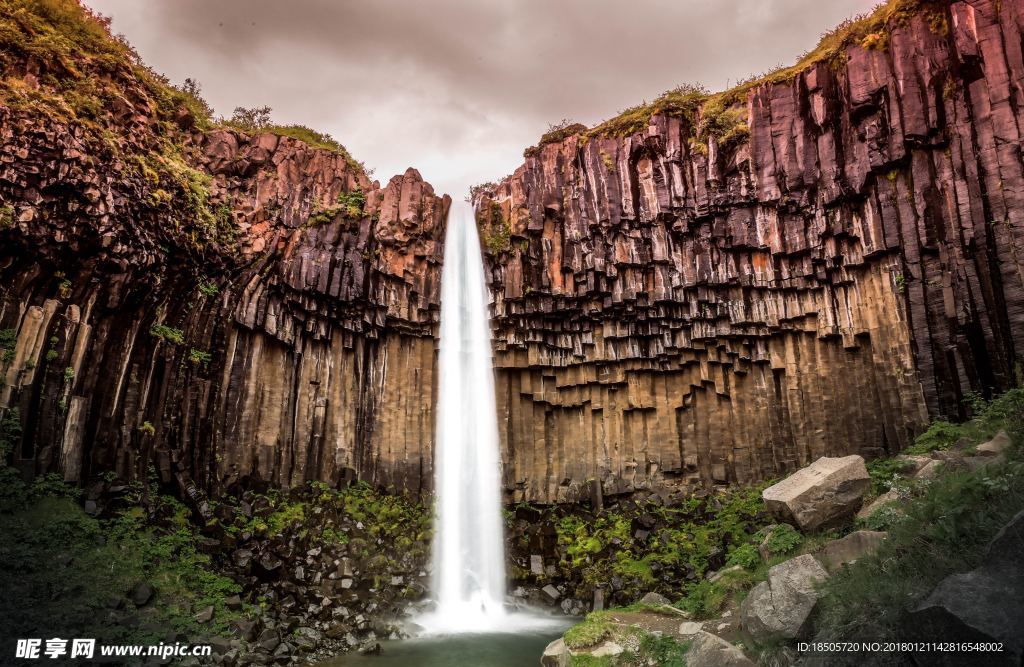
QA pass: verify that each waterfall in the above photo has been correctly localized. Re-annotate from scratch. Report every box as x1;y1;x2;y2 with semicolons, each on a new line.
421;198;508;633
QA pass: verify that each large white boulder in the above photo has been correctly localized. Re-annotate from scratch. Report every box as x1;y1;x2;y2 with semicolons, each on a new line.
763;455;870;531
740;554;829;640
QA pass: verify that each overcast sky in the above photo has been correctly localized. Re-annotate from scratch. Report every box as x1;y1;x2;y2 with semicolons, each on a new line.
85;0;878;198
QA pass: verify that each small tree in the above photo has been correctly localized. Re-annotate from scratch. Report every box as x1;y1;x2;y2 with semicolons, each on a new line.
229;105;273;131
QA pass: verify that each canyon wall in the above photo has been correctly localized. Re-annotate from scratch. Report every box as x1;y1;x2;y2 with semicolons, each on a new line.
0;20;447;498
4;0;1024;505
480;0;1024;503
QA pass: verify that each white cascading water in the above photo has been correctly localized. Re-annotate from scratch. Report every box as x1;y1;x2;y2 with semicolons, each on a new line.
419;198;509;634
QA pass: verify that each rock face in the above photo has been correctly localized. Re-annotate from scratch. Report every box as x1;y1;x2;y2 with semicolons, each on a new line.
762;456;871;531
0;11;447;499
740;554;829;640
819;530;888;572
902;510;1024;665
480;0;1024;502
685;631;755;667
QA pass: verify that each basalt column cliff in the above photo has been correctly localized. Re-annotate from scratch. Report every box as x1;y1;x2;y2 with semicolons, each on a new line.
480;0;1024;503
0;9;449;498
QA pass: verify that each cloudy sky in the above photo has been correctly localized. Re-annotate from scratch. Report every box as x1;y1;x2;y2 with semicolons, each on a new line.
86;0;878;197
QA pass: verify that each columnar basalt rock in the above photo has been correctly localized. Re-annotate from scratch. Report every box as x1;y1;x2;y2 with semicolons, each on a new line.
0;40;448;498
480;0;1024;503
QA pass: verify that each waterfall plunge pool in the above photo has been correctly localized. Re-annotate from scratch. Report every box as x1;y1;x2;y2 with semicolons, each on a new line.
318;624;571;667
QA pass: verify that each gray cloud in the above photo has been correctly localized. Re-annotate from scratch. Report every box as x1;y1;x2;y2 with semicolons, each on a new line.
86;0;879;197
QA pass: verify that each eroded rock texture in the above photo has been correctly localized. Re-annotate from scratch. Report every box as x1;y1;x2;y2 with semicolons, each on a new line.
481;0;1024;502
0;70;447;496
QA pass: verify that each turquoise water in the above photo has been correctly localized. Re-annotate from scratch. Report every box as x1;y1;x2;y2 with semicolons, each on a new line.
318;628;567;667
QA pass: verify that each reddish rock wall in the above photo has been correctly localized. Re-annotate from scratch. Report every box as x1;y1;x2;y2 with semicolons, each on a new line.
481;0;1024;502
0;97;447;497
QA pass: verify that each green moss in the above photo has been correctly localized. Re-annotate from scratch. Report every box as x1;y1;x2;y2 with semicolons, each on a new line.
696;97;750;151
188;348;211;365
477;201;512;255
0;204;14;229
306;188;367;227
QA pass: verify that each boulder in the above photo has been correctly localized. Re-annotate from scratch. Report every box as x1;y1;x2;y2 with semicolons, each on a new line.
678;621;704;637
639;591;670;606
540;637;569;667
685;631;755;667
194;605;215;623
976;430;1011;457
542;584;561;602
129;581;154;607
902;510;1024;665
915;459;944;479
894;454;931;474
856;489;901;522
762;456;870;531
589;641;623;658
819;530;888;572
530;554;545;576
740;554;829;640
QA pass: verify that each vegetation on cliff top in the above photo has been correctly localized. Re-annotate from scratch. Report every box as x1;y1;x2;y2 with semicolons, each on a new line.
526;0;948;154
0;0;368;236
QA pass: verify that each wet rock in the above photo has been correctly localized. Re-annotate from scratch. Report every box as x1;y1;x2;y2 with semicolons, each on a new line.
542;584;561;603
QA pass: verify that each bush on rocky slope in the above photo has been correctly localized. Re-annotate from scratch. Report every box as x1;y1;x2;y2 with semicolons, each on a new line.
809;393;1024;655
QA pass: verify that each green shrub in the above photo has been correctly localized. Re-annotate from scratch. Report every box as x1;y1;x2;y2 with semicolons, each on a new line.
760;523;802;556
866;457;915;494
150;323;184;345
725;543;761;570
188;348;211;365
